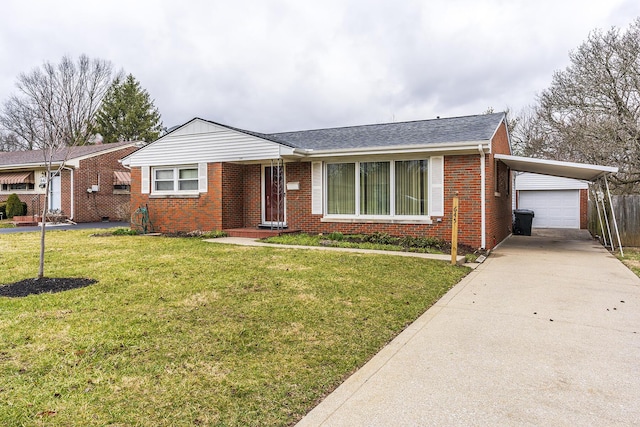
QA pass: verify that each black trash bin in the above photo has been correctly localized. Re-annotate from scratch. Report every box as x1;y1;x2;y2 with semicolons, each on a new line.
513;209;534;236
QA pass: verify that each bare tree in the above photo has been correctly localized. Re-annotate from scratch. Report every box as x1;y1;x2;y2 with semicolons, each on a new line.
0;131;23;151
519;19;640;193
0;54;118;278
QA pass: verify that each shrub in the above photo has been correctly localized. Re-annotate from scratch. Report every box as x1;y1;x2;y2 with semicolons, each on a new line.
6;194;25;218
112;228;140;236
327;231;344;241
0;203;6;219
365;232;398;245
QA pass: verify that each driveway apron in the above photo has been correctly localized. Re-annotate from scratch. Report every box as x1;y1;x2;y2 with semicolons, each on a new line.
297;230;640;426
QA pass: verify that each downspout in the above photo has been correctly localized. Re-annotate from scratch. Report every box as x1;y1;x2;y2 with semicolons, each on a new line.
62;166;74;221
478;144;486;249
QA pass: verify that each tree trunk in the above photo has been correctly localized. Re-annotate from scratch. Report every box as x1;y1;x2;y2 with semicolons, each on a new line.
38;177;49;279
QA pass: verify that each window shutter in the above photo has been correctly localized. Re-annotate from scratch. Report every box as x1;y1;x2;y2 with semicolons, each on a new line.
198;163;208;193
430;156;444;216
311;161;323;214
141;166;150;194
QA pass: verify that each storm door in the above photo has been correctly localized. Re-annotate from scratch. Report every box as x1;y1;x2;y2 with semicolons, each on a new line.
263;163;286;227
49;173;61;212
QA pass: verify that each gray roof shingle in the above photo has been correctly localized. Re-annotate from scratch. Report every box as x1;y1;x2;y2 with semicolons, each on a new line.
266;112;506;151
0;142;135;167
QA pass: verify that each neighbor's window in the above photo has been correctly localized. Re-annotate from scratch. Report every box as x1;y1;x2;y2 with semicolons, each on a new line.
153;166;198;192
326;159;429;217
2;183;35;191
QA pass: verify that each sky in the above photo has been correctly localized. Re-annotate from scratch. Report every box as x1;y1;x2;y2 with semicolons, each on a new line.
1;0;639;134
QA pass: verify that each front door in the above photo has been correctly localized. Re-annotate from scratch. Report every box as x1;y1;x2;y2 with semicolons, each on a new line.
49;174;61;212
263;165;285;225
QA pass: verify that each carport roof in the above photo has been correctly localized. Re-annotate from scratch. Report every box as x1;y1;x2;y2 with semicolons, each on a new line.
494;154;618;182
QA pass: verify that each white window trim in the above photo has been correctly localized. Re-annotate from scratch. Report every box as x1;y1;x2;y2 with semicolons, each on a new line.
322;158;437;223
151;165;200;196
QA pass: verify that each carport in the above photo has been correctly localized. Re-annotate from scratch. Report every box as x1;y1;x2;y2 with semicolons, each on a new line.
494;154;622;254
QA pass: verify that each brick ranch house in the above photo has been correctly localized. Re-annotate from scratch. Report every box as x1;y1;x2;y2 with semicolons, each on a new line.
0;142;139;223
122;112;513;250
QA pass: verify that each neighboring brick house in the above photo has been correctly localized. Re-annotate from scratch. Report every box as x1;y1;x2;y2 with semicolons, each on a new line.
0;142;140;222
122;112;514;250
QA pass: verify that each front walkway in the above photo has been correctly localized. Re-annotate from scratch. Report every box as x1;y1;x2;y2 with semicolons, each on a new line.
295;229;640;426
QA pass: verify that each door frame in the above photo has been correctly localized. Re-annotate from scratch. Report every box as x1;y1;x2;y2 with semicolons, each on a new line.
49;173;62;212
261;163;287;226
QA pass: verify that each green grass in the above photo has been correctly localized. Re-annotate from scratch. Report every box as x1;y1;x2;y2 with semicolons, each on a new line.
0;219;15;228
0;229;469;426
619;247;640;277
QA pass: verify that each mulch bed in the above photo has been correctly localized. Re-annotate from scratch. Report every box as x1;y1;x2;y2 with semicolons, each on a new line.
0;277;96;298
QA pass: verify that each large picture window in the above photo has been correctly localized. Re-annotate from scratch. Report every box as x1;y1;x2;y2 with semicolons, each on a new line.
153;166;198;193
360;162;390;215
395;160;428;215
326;159;431;217
327;163;355;214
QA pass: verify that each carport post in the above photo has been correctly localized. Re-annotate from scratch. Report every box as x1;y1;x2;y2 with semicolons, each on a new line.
591;186;608;247
598;181;614;251
604;174;624;257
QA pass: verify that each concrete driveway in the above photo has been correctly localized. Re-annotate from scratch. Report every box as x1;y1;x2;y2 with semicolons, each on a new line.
297;229;640;426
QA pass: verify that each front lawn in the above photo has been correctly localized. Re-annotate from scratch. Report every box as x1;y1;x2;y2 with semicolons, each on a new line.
0;229;469;426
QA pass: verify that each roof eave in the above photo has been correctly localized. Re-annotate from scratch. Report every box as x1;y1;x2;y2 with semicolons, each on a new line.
0;161;65;171
495;154;618;182
296;140;491;158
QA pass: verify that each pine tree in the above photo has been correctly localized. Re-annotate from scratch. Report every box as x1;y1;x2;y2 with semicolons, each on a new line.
95;74;162;142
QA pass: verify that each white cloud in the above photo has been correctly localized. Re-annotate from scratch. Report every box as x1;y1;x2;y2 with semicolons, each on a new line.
0;0;638;136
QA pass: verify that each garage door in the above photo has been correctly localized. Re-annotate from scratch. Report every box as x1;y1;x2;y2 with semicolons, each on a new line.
518;190;580;229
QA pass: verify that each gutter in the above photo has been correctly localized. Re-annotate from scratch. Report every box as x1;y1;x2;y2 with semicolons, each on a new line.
478;144;486;249
293;140;491;157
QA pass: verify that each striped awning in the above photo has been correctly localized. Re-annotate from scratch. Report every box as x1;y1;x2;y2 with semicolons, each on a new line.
113;170;131;186
0;171;34;184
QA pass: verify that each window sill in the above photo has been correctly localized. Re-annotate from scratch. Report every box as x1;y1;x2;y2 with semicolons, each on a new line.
149;193;200;199
321;216;433;225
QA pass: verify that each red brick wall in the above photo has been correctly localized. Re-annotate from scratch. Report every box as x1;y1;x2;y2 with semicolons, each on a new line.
486;122;513;247
73;146;138;222
580;188;588;229
222;163;245;229
130;163;225;233
243;164;261;227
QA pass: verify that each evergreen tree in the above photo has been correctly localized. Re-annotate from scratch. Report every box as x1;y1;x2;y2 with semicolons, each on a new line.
95;74;162;142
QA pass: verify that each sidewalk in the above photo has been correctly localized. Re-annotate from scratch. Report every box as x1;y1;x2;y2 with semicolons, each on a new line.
295;230;640;426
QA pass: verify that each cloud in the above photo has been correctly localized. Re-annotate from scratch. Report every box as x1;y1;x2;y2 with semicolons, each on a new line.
0;0;638;136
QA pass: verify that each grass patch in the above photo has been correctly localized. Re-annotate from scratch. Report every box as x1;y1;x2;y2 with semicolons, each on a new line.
619;247;640;277
0;219;16;228
0;229;469;426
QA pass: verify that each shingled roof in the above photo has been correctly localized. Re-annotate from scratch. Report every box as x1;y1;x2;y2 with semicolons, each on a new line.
266;112;506;151
0;141;136;168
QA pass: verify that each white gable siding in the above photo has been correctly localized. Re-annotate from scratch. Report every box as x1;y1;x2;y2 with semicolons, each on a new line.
126;120;285;167
515;172;588;190
171;120;228;136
